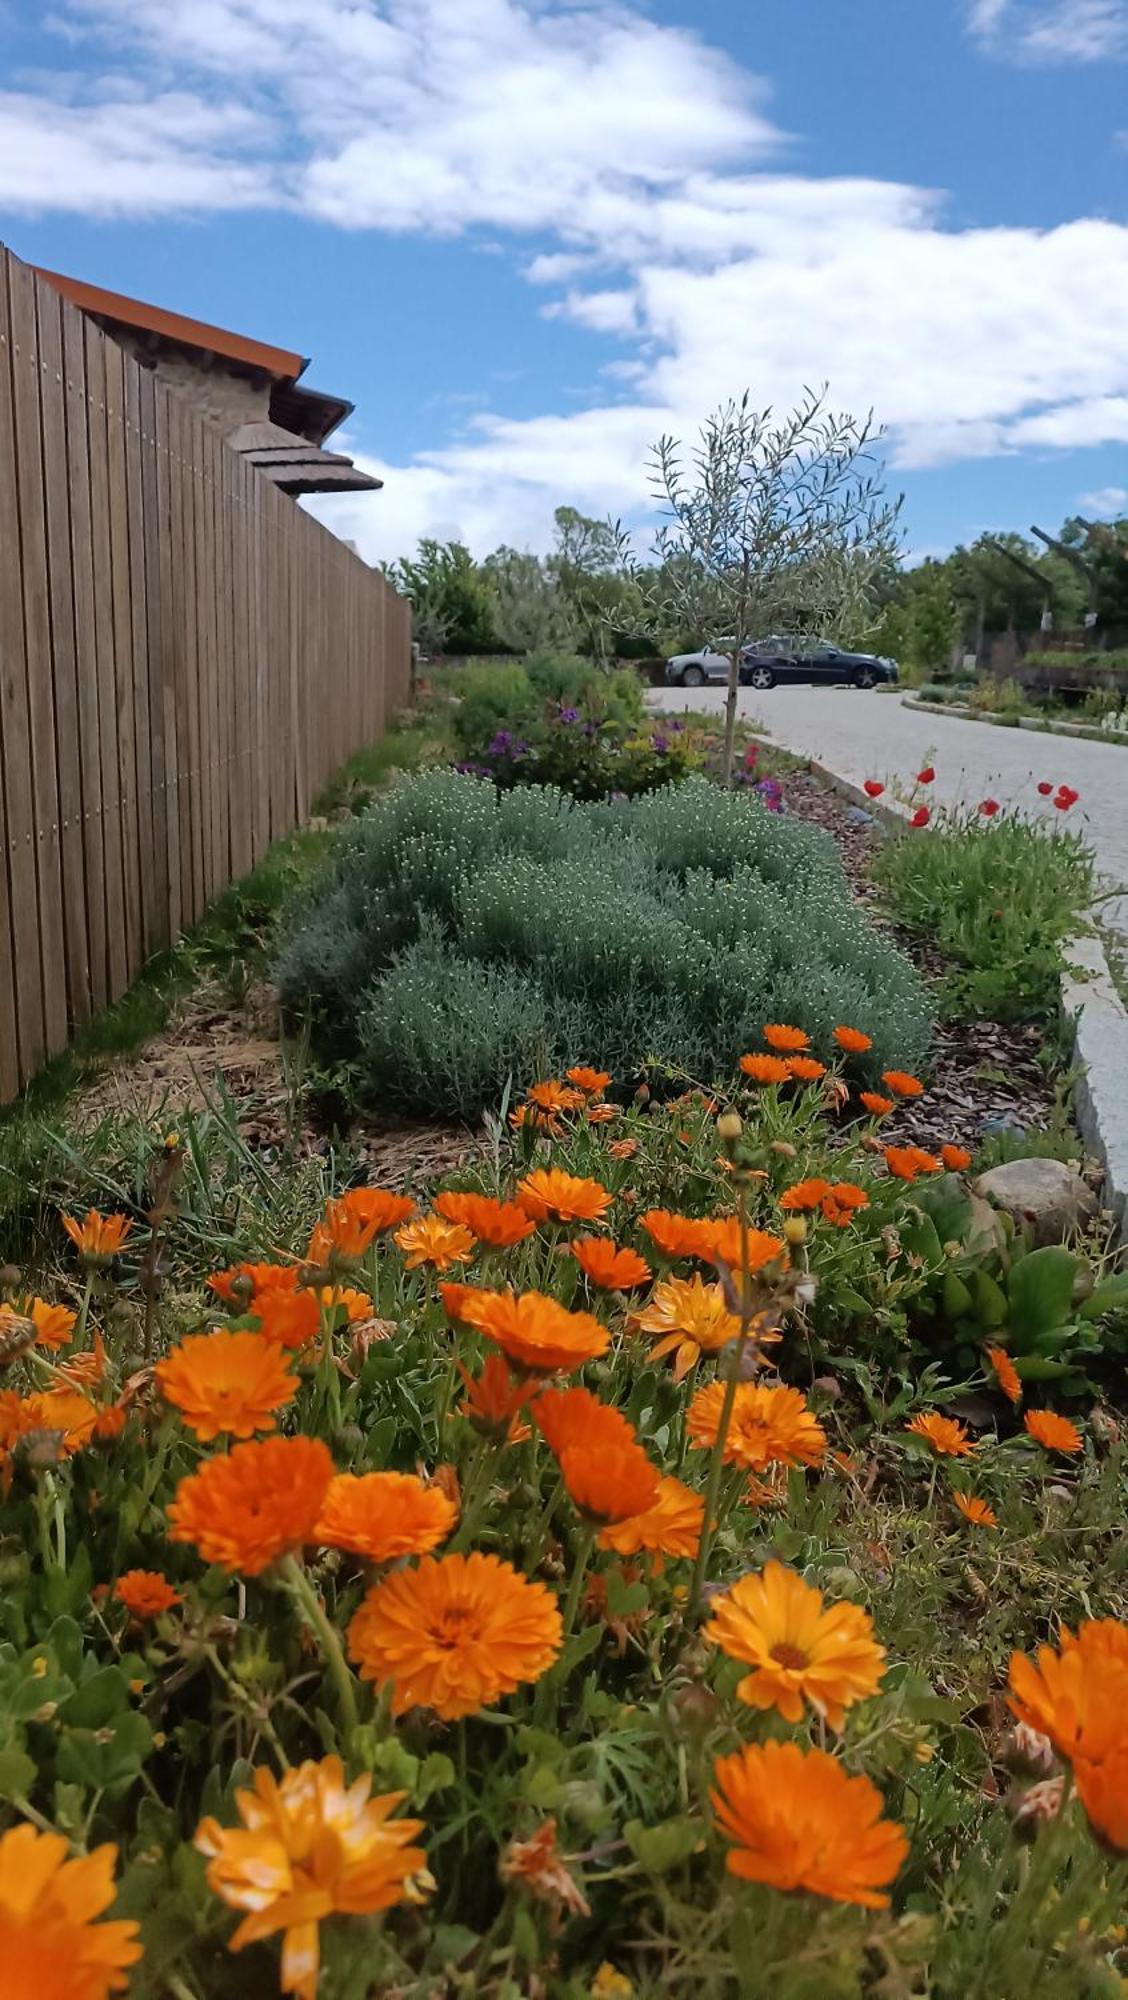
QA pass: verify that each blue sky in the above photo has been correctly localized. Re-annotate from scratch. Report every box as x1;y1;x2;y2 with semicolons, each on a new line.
2;0;1127;565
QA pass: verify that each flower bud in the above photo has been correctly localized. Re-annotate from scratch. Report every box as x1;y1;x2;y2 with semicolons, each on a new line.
1002;1722;1056;1778
1009;1775;1064;1840
716;1111;742;1143
769;1140;798;1160
782;1216;808;1246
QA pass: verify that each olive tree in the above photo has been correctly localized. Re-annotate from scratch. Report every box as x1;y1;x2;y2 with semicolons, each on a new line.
650;390;903;782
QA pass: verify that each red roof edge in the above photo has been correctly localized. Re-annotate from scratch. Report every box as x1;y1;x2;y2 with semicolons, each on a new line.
33;265;309;383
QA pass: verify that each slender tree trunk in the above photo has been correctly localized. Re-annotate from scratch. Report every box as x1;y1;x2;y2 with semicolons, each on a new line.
722;649;741;788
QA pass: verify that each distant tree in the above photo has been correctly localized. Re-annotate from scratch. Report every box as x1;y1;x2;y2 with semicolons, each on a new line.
388;540;498;655
1060;515;1128;627
649;390;902;783
548;506;642;664
905;562;960;673
481;546;570;654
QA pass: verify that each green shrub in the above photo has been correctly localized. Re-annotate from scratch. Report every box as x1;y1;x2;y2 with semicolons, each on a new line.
276;769;932;1116
450;661;541;756
872;810;1095;1021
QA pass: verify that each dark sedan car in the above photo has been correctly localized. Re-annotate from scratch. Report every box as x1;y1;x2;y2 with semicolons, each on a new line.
741;637;898;691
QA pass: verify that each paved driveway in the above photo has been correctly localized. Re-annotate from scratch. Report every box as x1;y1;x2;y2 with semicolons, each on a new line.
650;685;1128;942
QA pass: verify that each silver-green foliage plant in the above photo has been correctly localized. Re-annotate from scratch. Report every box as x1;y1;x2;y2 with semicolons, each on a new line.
275;769;932;1117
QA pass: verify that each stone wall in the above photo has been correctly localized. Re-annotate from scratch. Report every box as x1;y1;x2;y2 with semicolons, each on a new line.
110;329;271;435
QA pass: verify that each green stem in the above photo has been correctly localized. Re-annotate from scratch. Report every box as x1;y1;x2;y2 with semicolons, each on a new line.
525;1473;564;1571
281;1556;358;1744
450;1438;493;1551
74;1273;94;1351
52;1480;66;1572
560;1525;597;1643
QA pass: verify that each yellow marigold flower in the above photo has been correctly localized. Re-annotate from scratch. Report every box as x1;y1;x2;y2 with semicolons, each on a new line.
686;1382;826;1470
347;1552;563;1719
155;1330;298;1442
0;1822;142;1998
196;1756;427;2000
394;1215;477;1271
314;1471;457;1562
711;1741;907;1908
706;1561;885;1729
635;1275;743;1382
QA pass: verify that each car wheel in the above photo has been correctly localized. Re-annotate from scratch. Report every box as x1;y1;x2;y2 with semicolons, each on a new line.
680;664;705;687
747;664;776;691
853;668;878;689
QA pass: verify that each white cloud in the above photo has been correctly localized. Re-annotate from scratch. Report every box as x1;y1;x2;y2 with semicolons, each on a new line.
0;86;275;214
1078;485;1128;514
542;288;640;335
968;0;1128;59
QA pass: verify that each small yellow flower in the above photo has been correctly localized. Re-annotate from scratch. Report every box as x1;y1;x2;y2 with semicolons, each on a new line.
591;1966;633;1998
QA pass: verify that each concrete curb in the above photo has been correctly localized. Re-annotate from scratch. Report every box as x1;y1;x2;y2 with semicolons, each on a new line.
791;750;1128;1241
904;696;1128;750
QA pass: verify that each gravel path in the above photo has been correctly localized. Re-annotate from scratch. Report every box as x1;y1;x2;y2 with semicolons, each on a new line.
650;686;1128;943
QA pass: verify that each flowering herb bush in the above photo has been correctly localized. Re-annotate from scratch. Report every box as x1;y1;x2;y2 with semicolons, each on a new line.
1;1043;1127;2000
276;771;931;1116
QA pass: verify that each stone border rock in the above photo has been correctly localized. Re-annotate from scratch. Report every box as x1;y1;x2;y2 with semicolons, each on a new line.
786;750;1128;1242
903;696;1128;749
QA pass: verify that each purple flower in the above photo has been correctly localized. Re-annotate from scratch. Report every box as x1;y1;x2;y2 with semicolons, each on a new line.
559;706;580;724
756;777;784;813
487;730;514;756
652;734;668;754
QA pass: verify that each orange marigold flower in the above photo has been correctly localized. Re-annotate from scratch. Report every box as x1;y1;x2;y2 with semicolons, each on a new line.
210;1260;300;1306
707;1561;886;1729
693;1216;789;1275
711;1741;907;1909
763;1024;810;1052
941;1144;973;1171
438;1282;486;1326
586;1101;617;1125
571;1236;651;1290
20;1297;78;1351
195;1756;427;2000
526;1079;585;1116
639;1208;707;1258
19;1388;99;1455
347;1552;563;1718
598;1475;704;1559
881;1069;924;1098
820;1183;870;1227
155;1331;298;1443
566;1066;611;1097
499;1818;590;1918
1008;1619;1128;1770
253;1283;372;1350
457;1353;537;1442
884;1144;942;1182
1074;1746;1128;1851
309;1187;415;1265
833;1026;873;1054
779;1178;831;1211
859;1091;895;1117
1024;1408;1083;1454
0;1823;142;1999
114;1570;182;1620
787;1056;827;1083
533;1385;637;1460
906;1411;978;1457
434;1192;536;1247
985;1344;1022;1406
462;1288;610;1375
607;1137;638;1160
93;1404;127;1442
168;1435;334;1575
62;1209;133;1260
394;1215;477;1271
58;1331;107;1389
559;1439;660;1524
740;1053;792;1085
635;1275;744;1382
953;1493;998;1529
315;1471;457;1562
687;1382;826;1470
516;1169;613;1225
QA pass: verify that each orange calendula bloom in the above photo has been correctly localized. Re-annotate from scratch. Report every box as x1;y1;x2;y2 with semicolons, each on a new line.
309;1187;415;1265
833;1026;873;1054
62;1209;133;1260
19;1297;78;1351
516;1169;613;1225
779;1177;831;1210
820;1183;870;1227
0;1823;142;1999
526;1079;585;1117
586;1101;617;1125
906;1412;978;1457
195;1756;427;2000
461;1288;610;1375
58;1331;107;1391
114;1570;182;1620
635;1275;743;1382
457;1353;537;1442
763;1024;810;1052
639;1208;707;1258
787;1056;827;1082
1074;1748;1128;1851
985;1344;1021;1406
534;1385;637;1460
210;1260;301;1306
881;1069;924;1098
687;1382;826;1470
559;1439;660;1524
711;1741;907;1909
93;1404;127;1442
859;1091;895;1117
19;1388;99;1455
438;1281;485;1325
566;1066;611;1096
394;1215;477;1271
155;1330;298;1442
941;1144;973;1171
692;1216;789;1276
499;1818;590;1918
168;1435;334;1575
884;1144;942;1182
953;1493;998;1529
598;1475;704;1559
1008;1619;1128;1771
1024;1408;1083;1454
707;1561;886;1729
739;1053;792;1085
347;1552;563;1719
253;1282;373;1350
572;1236;651;1290
315;1471;457;1562
434;1192;536;1248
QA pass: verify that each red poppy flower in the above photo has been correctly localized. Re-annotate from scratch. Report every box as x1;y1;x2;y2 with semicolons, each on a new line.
1054;784;1079;811
863;780;884;799
1037;781;1054;796
909;807;930;829
978;798;1000;817
916;766;935;784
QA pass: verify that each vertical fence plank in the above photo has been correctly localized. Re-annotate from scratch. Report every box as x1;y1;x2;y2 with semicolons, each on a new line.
0;251;42;1083
61;297;107;1014
85;318;129;999
138;368;169;953
104;338;144;981
124;357;157;957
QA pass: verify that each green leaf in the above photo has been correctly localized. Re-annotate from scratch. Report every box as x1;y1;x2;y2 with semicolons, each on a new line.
942;1272;974;1320
1079;1273;1128;1322
415;1752;456;1804
0;1747;36;1797
971;1268;1008;1330
624;1814;702;1872
427;1925;482;1970
604;1572;649;1619
1014;1355;1074;1381
1007;1246;1079;1349
60;1666;130;1731
558;1625;602;1677
912;1174;974;1246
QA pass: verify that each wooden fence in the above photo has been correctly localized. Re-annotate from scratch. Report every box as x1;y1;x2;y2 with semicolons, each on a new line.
0;244;410;1104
